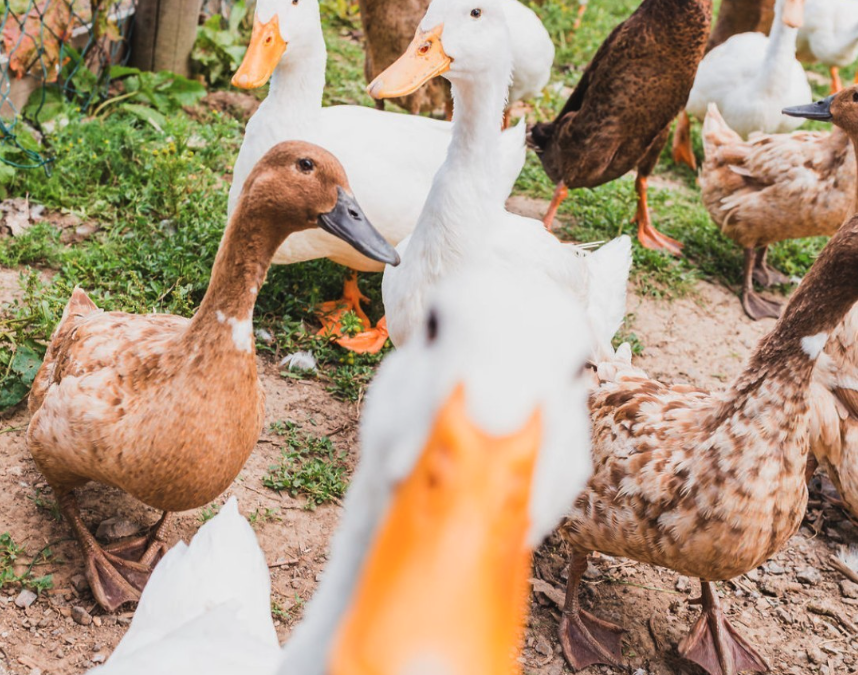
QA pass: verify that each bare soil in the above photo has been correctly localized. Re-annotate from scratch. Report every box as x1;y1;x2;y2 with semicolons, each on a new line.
1;240;857;675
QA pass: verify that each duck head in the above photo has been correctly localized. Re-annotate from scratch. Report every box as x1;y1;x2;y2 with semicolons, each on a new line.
237;141;399;265
367;0;513;99
323;268;594;675
231;0;322;89
780;0;805;29
783;86;858;135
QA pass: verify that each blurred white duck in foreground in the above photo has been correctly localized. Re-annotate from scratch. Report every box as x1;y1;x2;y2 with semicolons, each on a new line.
369;0;632;360
92;267;598;675
229;0;525;352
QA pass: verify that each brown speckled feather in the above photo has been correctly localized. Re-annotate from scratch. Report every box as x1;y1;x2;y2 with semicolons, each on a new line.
563;214;858;581
809;305;858;518
358;0;450;114
701;104;855;249
529;0;711;187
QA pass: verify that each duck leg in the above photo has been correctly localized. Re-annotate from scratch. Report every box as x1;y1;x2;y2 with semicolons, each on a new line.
573;1;587;29
335;316;390;354
316;271;372;337
751;247;790;288
502;108;511;130
678;581;769;675
58;491;149;612
831;66;843;94
558;550;625;670
671;110;697;171
741;248;782;320
633;174;683;256
103;511;172;569
543;183;569;231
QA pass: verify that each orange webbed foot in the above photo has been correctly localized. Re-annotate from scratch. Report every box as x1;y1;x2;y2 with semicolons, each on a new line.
336;317;390;354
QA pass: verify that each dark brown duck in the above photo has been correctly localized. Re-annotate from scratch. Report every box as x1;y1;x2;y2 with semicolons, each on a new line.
529;0;712;256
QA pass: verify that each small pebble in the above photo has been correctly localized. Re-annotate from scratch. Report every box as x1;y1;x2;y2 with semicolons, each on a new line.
796;566;822;585
675;576;691;593
96;517;141;541
15;590;37;609
92;654;106;664
70;574;89;594
841;580;858;599
71;606;92;626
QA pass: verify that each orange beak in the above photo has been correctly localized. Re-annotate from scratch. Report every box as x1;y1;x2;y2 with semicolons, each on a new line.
367;24;451;99
329;383;542;675
782;0;805;28
232;16;287;89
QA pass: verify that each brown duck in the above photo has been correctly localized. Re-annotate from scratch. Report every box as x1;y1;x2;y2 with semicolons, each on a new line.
700;96;855;320
357;0;451;116
529;0;711;256
26;141;398;611
558;192;858;673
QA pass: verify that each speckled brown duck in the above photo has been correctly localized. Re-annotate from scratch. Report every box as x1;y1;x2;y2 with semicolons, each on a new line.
25;141;398;612
557;206;858;674
700;94;855;320
358;0;451;116
528;0;711;256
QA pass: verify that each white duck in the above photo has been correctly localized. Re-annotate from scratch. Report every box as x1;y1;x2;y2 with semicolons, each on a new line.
229;0;525;352
797;0;858;92
369;0;632;359
684;0;811;138
91;266;598;675
502;0;555;125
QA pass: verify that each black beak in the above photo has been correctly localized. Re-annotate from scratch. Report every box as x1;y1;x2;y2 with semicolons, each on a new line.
317;187;400;266
782;96;834;121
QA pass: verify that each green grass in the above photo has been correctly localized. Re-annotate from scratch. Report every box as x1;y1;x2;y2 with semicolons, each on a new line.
262;421;349;509
0;0;841;410
0;533;55;594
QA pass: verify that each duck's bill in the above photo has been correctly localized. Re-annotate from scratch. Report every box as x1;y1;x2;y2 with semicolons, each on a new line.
318;187;400;266
782;96;834;121
781;0;805;28
367;25;451;99
232;16;287;89
328;383;541;675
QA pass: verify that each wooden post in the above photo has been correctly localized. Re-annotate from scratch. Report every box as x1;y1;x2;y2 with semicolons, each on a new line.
130;0;203;76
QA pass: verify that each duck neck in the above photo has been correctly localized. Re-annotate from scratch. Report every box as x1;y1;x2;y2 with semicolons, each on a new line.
264;30;327;126
759;0;799;94
719;220;858;442
187;201;285;350
845;129;858;211
443;71;509;198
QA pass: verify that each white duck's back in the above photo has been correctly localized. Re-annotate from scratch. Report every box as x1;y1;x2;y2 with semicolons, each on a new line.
797;0;858;66
91;498;279;675
685;5;812;138
502;0;555;103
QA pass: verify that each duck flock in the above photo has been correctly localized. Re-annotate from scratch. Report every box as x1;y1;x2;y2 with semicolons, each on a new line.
19;0;858;673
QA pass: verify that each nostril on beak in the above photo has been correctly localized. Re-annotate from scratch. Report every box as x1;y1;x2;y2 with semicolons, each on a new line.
348;209;360;219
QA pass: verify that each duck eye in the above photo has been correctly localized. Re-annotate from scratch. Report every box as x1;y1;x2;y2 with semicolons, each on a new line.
298;158;314;173
470;8;481;18
426;310;439;343
575;361;591;379
293;0;299;4
852;91;858;103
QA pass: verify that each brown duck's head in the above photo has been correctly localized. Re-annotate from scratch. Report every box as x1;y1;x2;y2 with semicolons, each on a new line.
237;141;400;266
783;86;858;136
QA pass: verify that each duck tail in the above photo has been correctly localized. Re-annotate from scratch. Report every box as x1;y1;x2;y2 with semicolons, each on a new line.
702;103;742;154
59;286;99;325
585;235;632;361
527;120;555;154
105;497;278;665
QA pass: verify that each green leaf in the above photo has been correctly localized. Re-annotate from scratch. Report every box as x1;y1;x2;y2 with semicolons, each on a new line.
109;65;142;80
228;0;248;33
10;344;42;385
120;103;167;132
0;377;29;410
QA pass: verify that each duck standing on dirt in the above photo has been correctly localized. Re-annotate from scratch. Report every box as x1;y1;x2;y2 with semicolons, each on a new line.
528;0;711;256
25;142;398;612
700;99;855;319
556;193;858;673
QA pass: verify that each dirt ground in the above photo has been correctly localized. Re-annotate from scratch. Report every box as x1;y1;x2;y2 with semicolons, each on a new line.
1;205;858;675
